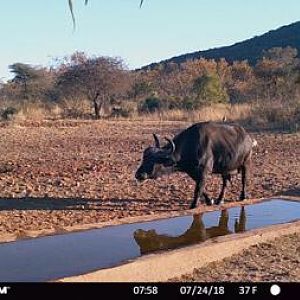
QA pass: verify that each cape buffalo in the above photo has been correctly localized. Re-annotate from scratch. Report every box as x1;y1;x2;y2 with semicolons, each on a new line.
135;121;257;208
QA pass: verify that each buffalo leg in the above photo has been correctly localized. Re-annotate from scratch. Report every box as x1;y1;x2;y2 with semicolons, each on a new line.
202;192;211;205
190;182;200;209
239;165;249;201
201;158;213;206
216;175;227;205
190;175;212;209
190;157;213;209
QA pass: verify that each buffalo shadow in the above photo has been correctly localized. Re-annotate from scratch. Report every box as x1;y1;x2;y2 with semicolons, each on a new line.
0;196;158;211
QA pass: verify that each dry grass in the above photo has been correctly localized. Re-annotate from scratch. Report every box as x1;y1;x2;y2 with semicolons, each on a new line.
242;99;300;131
115;103;252;123
0;98;299;131
59;98;92;119
0;98;92;122
12;105;46;122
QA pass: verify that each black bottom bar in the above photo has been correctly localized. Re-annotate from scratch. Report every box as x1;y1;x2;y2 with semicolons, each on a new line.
0;283;298;299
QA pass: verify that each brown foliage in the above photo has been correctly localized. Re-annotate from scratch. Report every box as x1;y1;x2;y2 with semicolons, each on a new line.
1;47;299;128
56;52;130;118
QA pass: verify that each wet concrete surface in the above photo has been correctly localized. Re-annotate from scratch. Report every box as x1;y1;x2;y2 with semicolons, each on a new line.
0;199;299;282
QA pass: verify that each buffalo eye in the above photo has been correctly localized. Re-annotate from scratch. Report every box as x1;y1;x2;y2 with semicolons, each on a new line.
157;157;175;167
164;159;175;167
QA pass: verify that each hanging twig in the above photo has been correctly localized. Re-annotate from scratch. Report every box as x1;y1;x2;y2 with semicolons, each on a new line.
68;1;145;29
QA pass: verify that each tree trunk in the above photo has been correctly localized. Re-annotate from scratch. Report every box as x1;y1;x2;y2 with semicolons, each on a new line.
24;79;28;100
94;101;101;119
93;92;101;119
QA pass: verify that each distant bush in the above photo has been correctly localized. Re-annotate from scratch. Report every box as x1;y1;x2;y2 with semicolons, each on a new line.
1;107;18;120
60;98;92;119
110;107;130;118
244;100;300;131
111;101;137;118
192;73;229;106
139;97;162;113
181;98;197;110
165;96;182;110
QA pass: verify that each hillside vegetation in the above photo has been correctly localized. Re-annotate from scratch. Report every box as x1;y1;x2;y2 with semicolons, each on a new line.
0;23;300;130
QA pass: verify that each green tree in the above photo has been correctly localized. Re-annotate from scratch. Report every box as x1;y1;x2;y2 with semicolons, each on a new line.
139;96;162;113
130;79;153;100
192;73;229;106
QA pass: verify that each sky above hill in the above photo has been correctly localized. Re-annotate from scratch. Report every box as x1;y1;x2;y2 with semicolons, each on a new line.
0;0;299;81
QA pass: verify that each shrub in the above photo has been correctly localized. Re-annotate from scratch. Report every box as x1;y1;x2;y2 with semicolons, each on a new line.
245;100;300;131
60;98;92;119
182;97;198;110
192;73;229;105
111;107;131;118
139;97;162;113
1;107;18;120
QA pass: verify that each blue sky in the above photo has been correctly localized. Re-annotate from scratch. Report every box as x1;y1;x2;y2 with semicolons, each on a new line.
0;0;299;81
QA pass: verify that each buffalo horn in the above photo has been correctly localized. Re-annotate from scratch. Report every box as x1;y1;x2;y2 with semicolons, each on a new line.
165;138;175;154
153;133;160;148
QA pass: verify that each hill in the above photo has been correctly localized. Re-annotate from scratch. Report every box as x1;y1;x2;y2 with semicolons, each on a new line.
143;21;300;69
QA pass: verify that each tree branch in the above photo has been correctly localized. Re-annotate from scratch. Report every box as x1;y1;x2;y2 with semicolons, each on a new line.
68;1;145;29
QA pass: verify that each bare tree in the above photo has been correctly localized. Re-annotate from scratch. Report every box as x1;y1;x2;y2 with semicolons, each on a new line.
57;53;129;119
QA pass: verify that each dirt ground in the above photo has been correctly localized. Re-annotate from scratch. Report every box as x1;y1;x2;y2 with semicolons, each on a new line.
0;120;299;235
173;233;300;282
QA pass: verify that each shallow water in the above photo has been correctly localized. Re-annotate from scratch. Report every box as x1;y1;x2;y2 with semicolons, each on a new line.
0;199;299;282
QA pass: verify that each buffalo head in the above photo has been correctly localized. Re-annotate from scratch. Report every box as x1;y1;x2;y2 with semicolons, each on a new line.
135;134;176;182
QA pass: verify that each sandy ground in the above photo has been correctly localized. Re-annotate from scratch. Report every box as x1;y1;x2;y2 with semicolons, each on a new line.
0;120;299;236
173;233;300;282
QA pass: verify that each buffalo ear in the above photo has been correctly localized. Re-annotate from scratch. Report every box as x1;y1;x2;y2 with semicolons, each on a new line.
153;133;160;148
165;137;175;154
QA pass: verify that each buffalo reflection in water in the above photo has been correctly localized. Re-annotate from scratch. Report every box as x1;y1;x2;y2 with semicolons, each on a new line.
134;207;246;255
